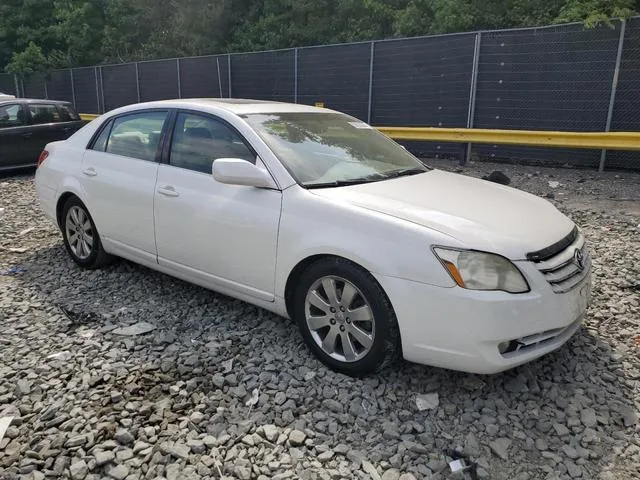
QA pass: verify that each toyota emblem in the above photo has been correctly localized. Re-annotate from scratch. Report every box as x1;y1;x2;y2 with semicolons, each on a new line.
574;249;585;271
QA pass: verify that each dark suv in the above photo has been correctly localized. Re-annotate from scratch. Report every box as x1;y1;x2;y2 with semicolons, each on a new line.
0;99;85;171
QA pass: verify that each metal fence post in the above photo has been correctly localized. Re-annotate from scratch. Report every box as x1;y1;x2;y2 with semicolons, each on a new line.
294;48;299;103
600;19;626;172
94;67;100;113
216;58;223;97
227;54;232;98
135;62;141;103
367;41;375;124
176;58;182;99
70;69;76;108
100;67;106;113
464;32;481;165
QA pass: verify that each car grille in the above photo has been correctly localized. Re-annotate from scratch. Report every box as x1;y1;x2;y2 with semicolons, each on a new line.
528;227;591;294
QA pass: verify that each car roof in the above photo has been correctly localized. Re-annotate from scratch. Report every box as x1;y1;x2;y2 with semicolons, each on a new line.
124;98;339;116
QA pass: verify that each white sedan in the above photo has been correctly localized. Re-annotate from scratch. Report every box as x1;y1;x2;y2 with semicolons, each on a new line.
35;99;591;376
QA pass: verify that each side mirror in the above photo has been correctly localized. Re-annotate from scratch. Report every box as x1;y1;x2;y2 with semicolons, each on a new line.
213;158;278;189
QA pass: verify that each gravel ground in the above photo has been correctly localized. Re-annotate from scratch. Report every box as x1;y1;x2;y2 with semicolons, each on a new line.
1;161;639;480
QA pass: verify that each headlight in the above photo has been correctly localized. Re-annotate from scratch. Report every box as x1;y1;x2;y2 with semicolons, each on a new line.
433;247;529;293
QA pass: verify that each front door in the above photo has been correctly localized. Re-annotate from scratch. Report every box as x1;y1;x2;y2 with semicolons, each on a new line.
154;110;282;301
80;109;169;263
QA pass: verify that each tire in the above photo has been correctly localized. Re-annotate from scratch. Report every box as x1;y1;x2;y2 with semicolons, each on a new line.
293;257;400;376
61;196;115;269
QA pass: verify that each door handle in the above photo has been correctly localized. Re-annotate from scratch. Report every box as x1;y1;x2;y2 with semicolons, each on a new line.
21;132;33;138
157;186;179;197
82;167;97;177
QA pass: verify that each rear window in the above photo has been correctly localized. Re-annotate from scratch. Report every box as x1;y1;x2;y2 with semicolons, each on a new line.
29;104;61;124
59;104;80;121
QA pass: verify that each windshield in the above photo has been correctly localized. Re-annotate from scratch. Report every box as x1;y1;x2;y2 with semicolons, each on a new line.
241;112;428;187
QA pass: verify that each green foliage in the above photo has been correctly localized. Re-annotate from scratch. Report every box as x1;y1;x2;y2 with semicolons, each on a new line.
6;41;49;76
1;0;638;73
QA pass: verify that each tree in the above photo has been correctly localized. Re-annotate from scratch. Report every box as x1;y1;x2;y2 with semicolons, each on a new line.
6;41;49;77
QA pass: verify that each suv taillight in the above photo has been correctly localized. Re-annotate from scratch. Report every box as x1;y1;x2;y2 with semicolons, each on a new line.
37;150;49;167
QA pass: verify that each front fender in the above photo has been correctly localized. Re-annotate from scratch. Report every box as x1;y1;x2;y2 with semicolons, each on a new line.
275;187;463;298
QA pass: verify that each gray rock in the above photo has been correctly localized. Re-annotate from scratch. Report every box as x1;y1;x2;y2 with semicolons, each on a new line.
114;429;134;445
362;460;382;480
322;399;343;413
562;445;579;460
398;475;417;480
553;423;570;436
111;322;156;336
489;438;512;460
69;460;88;480
581;409;598;428
187;438;205;454
169;443;190;460
415;393;439;411
234;466;252;480
189;411;205;425
381;468;401;480
263;424;278;442
107;464;129;480
288;430;306;446
165;464;181;480
464;432;482;456
504;374;528;393
535;438;548;451
318;450;334;462
94;450;115;466
566;461;583;478
65;434;87;447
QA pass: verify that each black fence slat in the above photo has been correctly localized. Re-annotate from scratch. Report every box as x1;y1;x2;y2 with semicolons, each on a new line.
180;55;229;98
102;64;138;111
298;43;371;121
231;50;294;102
0;74;16;96
72;67;100;114
47;70;73;103
138;60;179;102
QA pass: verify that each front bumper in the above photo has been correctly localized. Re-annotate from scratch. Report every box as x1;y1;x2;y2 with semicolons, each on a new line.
374;261;591;374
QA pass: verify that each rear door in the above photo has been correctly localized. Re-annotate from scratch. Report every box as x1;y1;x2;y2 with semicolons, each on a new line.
24;103;67;162
56;103;86;136
0;102;32;169
80;109;169;263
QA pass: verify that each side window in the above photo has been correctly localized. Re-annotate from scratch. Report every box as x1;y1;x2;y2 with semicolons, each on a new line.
169;112;255;174
0;104;25;128
29;104;61;124
105;111;167;162
58;104;80;122
91;120;113;152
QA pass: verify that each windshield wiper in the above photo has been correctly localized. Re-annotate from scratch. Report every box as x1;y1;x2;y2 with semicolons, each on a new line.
381;167;428;179
305;172;386;189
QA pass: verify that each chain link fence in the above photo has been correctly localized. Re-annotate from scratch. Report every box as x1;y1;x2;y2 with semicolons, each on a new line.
8;18;640;171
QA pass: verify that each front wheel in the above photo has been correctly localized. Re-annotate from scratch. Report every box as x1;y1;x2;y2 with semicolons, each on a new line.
293;257;400;376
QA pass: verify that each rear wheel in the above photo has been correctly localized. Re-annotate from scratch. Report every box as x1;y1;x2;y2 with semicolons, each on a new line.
293;257;400;376
61;196;114;269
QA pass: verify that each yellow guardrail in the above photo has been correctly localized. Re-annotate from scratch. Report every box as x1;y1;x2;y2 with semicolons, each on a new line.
79;112;640;151
377;127;640;151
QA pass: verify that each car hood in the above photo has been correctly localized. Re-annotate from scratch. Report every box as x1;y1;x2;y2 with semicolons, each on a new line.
309;169;575;259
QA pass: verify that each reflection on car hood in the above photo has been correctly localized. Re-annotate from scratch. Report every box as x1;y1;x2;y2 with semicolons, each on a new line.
309;169;575;259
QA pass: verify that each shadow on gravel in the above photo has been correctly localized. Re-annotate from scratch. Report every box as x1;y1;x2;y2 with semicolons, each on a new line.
11;242;639;480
